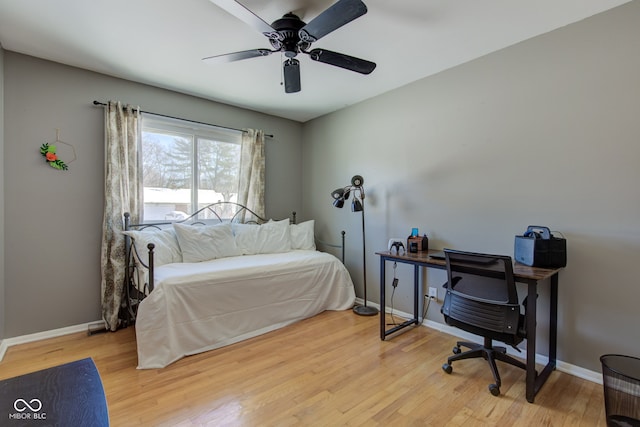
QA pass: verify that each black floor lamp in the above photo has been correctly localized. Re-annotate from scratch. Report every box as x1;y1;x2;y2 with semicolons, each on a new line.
331;175;378;316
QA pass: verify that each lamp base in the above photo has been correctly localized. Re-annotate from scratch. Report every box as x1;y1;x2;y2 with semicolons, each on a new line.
353;304;379;316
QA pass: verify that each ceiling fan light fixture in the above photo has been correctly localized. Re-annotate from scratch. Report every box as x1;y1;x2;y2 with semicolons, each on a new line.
283;58;301;93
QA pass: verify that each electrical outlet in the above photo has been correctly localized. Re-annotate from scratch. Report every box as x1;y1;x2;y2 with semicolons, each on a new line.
428;287;438;300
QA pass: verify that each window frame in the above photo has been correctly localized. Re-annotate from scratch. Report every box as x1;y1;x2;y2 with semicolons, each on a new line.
140;114;243;221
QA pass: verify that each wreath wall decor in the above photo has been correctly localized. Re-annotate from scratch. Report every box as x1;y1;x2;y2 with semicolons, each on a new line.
40;143;68;170
39;129;77;171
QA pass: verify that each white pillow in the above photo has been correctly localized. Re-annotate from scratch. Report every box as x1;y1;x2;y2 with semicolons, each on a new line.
173;222;242;262
290;220;316;250
255;219;292;254
122;228;182;267
232;223;260;255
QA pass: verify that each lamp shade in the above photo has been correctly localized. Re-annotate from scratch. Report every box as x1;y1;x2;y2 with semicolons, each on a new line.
331;188;345;200
333;198;345;208
351;198;363;212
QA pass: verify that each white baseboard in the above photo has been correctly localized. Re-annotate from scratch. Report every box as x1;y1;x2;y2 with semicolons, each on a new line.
0;340;7;363
0;320;104;363
356;298;603;385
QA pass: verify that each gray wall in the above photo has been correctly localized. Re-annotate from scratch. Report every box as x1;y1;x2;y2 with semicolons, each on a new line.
2;52;303;337
302;1;640;372
0;44;5;340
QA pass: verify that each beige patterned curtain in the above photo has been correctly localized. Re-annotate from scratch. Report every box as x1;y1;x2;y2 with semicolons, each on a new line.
100;101;141;331
237;129;265;217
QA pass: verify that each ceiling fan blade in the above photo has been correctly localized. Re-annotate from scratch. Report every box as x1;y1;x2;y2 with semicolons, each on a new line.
203;49;273;64
299;0;367;43
308;48;376;74
283;59;301;93
209;0;275;35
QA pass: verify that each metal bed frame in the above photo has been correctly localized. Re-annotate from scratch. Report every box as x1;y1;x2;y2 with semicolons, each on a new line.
120;202;345;328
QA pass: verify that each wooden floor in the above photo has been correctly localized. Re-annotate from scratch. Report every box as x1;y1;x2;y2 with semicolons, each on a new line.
1;311;606;426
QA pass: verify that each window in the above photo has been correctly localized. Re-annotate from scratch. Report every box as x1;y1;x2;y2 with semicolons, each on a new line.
141;115;242;221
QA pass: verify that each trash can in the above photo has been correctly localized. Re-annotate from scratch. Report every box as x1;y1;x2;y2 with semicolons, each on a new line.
600;354;640;427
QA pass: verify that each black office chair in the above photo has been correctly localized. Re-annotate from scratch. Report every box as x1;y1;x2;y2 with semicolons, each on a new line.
440;249;527;396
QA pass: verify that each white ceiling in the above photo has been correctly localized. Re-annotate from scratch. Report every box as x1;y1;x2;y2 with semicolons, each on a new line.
0;0;630;122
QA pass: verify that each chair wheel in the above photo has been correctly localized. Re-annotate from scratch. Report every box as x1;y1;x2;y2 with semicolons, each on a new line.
452;346;461;354
442;363;453;374
489;384;500;396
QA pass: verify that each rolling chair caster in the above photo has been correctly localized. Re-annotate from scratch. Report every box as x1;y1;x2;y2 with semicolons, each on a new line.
489;384;500;396
452;346;461;354
442;363;453;374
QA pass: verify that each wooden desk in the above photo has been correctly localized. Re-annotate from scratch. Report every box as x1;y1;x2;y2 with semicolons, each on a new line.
376;249;561;403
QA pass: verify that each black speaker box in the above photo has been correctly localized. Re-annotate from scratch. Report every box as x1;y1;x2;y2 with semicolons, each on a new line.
514;226;566;268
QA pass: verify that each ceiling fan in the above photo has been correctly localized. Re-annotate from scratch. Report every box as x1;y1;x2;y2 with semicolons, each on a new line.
204;0;376;93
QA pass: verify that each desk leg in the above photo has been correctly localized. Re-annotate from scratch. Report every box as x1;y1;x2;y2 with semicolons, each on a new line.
548;273;558;365
525;273;559;403
526;280;537;403
380;257;386;340
414;265;420;325
531;273;559;402
380;257;422;339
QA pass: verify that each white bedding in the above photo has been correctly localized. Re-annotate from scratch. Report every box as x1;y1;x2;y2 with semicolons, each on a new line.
135;250;355;368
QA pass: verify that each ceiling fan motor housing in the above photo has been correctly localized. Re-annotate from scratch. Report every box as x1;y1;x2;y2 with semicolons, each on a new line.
268;13;310;57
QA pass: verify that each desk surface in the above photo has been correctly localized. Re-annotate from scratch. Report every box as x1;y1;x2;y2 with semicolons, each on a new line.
375;249;561;282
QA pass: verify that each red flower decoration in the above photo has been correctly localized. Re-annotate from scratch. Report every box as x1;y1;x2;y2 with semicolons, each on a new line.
40;143;69;170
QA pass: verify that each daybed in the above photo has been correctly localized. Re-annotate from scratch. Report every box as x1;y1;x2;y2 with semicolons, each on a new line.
123;203;355;369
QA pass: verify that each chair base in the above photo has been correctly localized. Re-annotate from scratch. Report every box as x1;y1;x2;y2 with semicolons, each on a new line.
443;337;526;396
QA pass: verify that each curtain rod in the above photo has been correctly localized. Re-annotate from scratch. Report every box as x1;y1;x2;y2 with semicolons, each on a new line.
92;101;274;138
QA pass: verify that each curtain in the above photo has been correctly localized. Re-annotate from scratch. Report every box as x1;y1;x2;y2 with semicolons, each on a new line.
237;129;266;217
100;101;141;331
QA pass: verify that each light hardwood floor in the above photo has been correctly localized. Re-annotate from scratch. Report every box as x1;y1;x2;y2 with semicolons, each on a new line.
1;311;606;426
